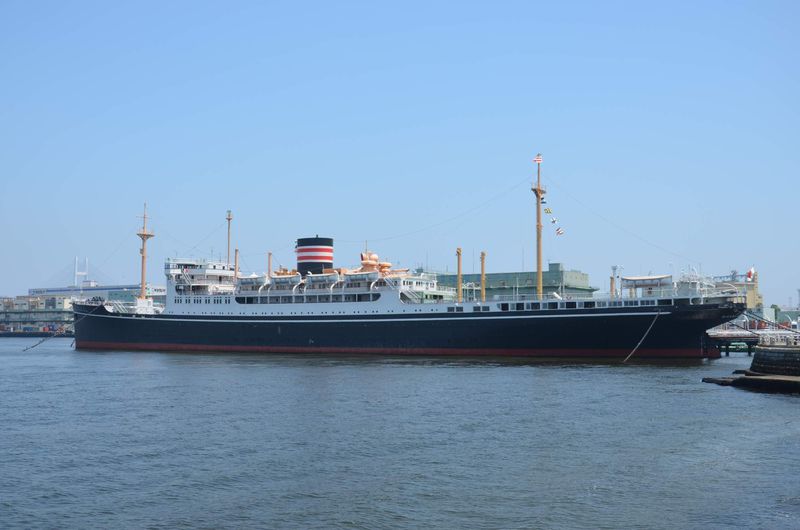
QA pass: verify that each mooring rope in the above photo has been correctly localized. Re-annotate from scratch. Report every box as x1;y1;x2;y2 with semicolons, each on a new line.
22;304;103;352
623;311;661;363
725;320;759;336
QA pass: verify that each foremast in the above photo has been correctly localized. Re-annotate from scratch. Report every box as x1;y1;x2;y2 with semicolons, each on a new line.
137;203;154;300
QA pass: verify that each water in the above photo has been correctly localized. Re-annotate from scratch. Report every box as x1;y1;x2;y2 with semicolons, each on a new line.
1;338;798;529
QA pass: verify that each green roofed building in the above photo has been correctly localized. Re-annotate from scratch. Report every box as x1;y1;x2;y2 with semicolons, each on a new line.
437;262;597;299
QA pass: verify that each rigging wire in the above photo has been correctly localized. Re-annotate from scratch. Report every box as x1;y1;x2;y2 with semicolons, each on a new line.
182;220;227;255
337;176;531;244
546;175;700;265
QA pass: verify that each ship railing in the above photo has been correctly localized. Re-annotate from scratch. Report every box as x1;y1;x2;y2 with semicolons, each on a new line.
107;300;132;314
173;278;236;287
482;287;743;304
759;332;800;347
399;290;425;304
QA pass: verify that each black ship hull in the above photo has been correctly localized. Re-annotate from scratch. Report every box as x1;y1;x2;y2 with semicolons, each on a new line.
73;301;744;359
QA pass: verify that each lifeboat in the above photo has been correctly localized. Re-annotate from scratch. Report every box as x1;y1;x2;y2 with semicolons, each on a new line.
305;270;340;284
344;269;380;282
270;268;302;285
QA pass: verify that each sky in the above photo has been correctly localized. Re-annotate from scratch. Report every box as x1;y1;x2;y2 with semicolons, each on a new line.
1;1;798;305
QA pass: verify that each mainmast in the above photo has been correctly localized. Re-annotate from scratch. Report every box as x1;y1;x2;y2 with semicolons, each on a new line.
137;203;154;300
226;210;233;267
532;153;545;299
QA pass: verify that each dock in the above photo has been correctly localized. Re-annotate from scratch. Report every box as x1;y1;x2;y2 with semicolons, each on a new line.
704;334;800;393
703;373;800;393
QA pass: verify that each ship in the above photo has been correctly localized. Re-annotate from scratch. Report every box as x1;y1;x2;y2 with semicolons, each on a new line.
74;158;746;358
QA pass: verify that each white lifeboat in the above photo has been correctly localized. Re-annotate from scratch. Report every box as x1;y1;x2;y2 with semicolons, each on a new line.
305;270;340;283
270;268;302;285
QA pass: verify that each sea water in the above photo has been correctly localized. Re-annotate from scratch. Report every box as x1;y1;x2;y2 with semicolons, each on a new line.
1;338;798;529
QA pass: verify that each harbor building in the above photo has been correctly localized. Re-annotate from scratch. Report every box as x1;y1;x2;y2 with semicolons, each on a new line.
1;283;166;334
1;296;74;333
437;262;597;299
711;270;763;310
29;281;166;304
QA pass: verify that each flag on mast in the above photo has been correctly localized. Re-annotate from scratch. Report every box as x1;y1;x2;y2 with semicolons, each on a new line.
746;267;756;281
534;154;543;164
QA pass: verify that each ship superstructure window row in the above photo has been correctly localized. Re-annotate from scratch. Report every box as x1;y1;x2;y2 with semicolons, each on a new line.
233;293;382;305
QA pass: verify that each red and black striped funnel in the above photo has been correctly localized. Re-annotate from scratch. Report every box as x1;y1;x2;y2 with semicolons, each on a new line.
296;237;333;276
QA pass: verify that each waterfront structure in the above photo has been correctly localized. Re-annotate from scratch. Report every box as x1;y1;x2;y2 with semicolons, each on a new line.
3;283;166;334
29;282;166;304
1;296;73;333
437;262;596;300
712;270;763;310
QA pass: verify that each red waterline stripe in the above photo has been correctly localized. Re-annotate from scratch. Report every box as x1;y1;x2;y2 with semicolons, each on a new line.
74;341;711;358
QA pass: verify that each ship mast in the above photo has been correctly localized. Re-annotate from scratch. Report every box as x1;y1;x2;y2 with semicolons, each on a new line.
532;153;544;300
137;203;154;300
226;209;233;267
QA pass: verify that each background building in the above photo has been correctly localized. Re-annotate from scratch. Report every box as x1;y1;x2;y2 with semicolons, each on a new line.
1;282;166;334
711;270;763;310
437;262;597;299
28;281;166;304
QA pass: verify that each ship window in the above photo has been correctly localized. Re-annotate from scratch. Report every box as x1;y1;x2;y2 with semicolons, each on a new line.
529;303;539;310
565;302;577;309
515;303;524;311
280;296;292;304
332;295;342;302
448;307;455;312
456;306;464;312
583;301;595;308
473;306;483;312
610;301;622;307
596;301;606;308
307;295;318;303
547;302;558;310
499;303;509;311
357;294;371;302
344;294;356;302
235;297;245;304
371;293;381;301
624;300;637;307
482;306;490;312
657;299;672;306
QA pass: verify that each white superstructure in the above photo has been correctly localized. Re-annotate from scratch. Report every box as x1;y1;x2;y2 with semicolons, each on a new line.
163;252;458;317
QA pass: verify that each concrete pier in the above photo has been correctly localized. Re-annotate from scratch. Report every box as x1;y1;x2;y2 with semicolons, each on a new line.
703;341;800;393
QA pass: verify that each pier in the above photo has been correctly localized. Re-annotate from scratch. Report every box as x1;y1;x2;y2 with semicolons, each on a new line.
704;331;800;393
706;328;760;356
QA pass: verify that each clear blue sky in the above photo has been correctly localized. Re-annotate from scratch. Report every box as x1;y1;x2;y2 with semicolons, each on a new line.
1;1;797;305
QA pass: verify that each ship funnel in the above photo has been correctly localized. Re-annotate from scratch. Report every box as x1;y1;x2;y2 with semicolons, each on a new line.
296;236;334;276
